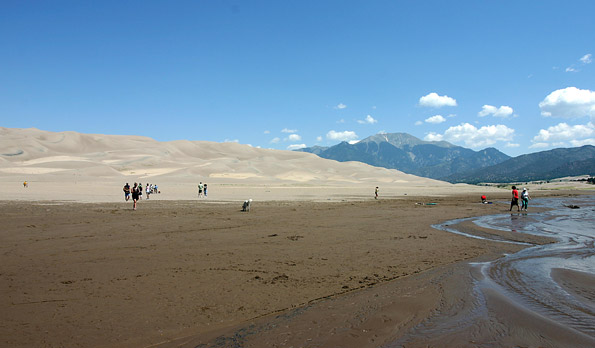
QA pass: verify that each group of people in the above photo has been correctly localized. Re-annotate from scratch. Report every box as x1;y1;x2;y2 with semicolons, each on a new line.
510;185;531;212
123;182;160;210
198;182;208;198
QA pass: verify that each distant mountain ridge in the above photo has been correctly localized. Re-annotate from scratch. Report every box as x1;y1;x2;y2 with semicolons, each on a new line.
298;133;511;180
444;145;595;183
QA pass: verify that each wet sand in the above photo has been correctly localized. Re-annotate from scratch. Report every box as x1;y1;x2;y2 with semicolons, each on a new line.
0;192;589;347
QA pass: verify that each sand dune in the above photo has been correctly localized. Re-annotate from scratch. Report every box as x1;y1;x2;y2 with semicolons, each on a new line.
0;127;492;202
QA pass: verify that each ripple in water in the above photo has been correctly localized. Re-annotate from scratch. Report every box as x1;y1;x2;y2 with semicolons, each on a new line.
390;195;595;346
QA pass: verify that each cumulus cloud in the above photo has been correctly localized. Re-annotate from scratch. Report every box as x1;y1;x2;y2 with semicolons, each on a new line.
334;103;347;109
425;115;446;124
539;87;595;118
530;142;549;149
424;123;515;148
419;92;457;108
281;128;298;133
478;105;514;118
532;122;595;146
326;130;358;142
357;115;378;124
287;134;302;141
570;138;595;146
287;144;307;150
424;133;443;141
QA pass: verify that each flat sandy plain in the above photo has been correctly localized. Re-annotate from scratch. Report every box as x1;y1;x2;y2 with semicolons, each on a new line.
3;191;591;348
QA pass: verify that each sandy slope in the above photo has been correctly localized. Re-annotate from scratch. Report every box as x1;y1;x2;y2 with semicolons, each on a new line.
1;127;493;202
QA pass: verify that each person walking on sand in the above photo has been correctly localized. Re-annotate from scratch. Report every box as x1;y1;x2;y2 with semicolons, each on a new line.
138;183;143;200
521;188;531;211
146;183;151;199
132;182;140;210
510;185;520;212
198;182;204;198
23;181;28;188
375;186;379;200
123;183;131;201
204;183;208;197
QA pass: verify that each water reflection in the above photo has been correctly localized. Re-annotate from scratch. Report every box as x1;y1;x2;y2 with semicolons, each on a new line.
394;195;595;345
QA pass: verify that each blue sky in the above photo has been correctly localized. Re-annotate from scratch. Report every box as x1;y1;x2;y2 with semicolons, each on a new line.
1;1;594;156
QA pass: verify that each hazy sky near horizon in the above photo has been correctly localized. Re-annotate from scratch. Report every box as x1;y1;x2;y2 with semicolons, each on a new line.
1;1;594;156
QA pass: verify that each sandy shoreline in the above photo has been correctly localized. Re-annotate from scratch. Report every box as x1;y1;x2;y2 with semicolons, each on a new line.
1;191;592;347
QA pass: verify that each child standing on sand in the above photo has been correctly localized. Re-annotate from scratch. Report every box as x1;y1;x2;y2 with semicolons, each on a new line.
123;183;130;201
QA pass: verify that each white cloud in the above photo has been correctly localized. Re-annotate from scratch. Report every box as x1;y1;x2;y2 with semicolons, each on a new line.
287;144;307;150
264;130;270;134
565;54;593;73
326;130;358;142
334;103;347;109
287;134;302;141
419;92;457;108
424;123;515;148
337;119;345;124
224;139;239;143
570;138;595;146
478;105;514;118
281;128;298;133
505;142;520;148
414;120;423;126
539;87;595;118
316;136;323;142
348;140;360;144
424;132;443;141
532;122;594;143
357;115;378;124
425;115;446;124
529;142;549;149
270;137;280;144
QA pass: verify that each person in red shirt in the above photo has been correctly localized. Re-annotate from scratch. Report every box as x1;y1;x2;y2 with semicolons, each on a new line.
510;185;520;212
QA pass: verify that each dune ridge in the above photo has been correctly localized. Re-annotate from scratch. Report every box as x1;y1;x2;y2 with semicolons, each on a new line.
1;127;488;202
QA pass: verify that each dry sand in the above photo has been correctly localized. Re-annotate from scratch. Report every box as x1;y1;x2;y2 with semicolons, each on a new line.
3;192;584;348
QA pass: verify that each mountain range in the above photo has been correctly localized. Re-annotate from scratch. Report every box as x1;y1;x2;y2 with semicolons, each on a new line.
298;133;510;180
298;133;595;183
444;145;595;183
